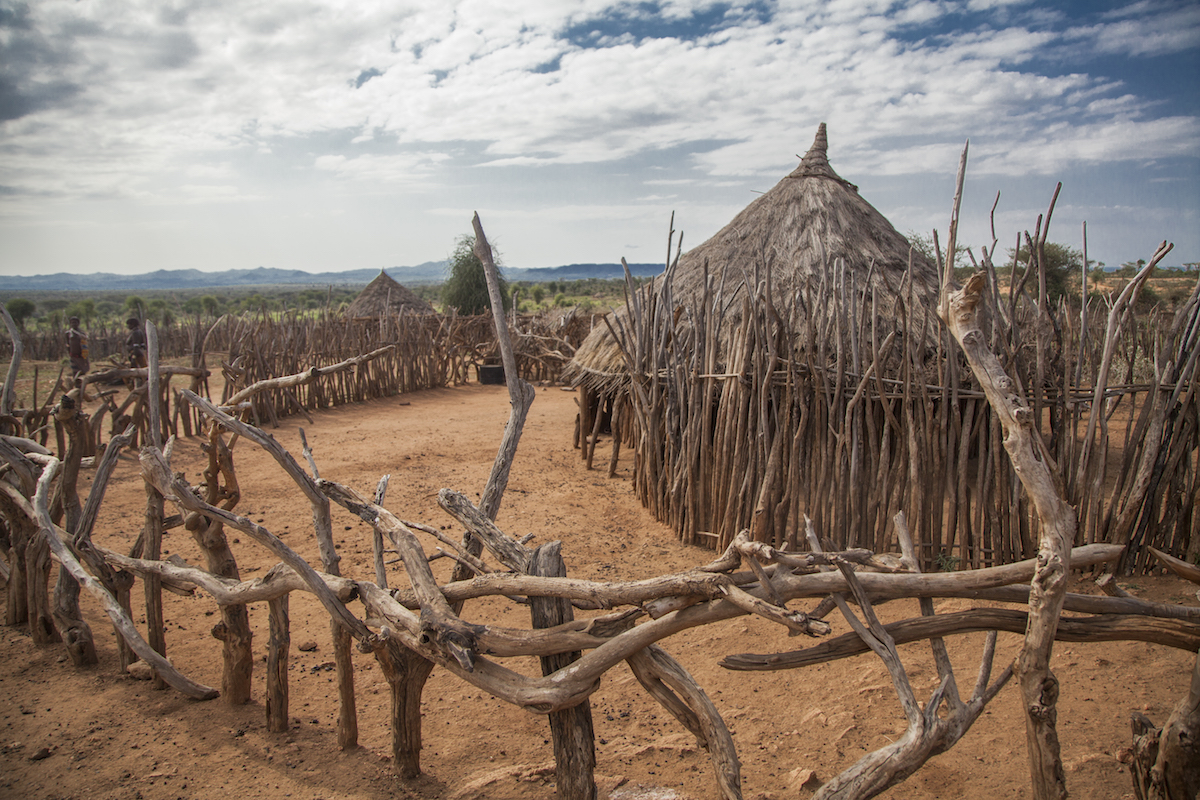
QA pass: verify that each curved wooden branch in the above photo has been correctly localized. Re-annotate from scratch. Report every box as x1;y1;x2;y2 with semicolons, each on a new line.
971;585;1200;621
722;609;1200;670
31;459;218;699
223;345;395;407
140;446;373;641
810;556;1013;800
1149;547;1200;586
397;543;1123;609
99;550;357;605
76;425;135;545
0;434;51;456
628;645;742;800
358;571;640;659
0;437;39;495
437;488;533;573
83;365;209;387
940;222;1082;799
720;582;830;636
182;385;360;746
321;479;484;671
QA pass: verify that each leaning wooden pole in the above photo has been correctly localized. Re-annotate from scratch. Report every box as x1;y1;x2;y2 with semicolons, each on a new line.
143;321;168;690
33;459;218;699
51;398;97;666
183;390;359;747
938;142;1077;799
530;541;597;800
472;212;537;520
474;213;596;796
940;272;1075;791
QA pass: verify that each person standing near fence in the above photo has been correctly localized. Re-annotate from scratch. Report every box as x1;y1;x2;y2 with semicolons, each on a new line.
66;315;89;385
126;317;147;369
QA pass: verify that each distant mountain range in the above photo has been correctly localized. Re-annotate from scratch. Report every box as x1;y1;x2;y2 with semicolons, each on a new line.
0;262;666;292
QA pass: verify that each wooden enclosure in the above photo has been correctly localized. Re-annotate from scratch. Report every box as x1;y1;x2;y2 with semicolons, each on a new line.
0;207;1197;800
568;224;1200;577
1;306;597;455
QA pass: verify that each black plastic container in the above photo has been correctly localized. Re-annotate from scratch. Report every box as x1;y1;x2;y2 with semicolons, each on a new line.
477;364;506;385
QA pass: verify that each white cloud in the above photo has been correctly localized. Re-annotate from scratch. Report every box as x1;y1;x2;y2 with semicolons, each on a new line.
968;116;1200;175
176;184;255;202
3;0;1190;189
965;0;1032;11
0;0;1195;271
184;163;237;179
1077;1;1200;57
313;151;452;183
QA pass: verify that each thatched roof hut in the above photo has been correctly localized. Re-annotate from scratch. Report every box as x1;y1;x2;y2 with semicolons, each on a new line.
346;270;434;318
564;124;939;389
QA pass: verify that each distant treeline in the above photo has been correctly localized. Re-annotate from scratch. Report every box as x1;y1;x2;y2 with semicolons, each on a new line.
0;276;655;336
0;285;363;333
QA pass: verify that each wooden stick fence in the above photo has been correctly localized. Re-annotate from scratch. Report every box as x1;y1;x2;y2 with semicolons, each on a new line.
0;212;1198;798
2;359;1197;800
574;207;1200;576
0;307;595;455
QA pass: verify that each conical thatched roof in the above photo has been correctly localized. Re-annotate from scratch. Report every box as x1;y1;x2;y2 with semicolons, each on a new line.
564;124;940;388
346;270;434;318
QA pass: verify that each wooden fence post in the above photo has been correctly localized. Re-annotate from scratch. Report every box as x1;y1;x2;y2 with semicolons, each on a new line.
530;541;596;800
266;594;290;732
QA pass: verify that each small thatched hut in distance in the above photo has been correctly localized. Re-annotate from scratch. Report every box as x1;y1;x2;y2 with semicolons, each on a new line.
563;124;947;554
346;270;434;318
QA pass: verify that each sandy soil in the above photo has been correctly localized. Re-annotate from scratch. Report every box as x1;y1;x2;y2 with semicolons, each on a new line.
1;382;1196;800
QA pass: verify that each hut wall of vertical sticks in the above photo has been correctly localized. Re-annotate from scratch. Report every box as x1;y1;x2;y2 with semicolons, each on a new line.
564;125;1200;574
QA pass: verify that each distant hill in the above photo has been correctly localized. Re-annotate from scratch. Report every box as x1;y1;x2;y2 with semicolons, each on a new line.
506;263;662;281
0;261;664;292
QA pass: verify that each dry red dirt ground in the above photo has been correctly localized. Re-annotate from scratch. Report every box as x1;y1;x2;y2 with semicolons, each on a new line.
1;383;1196;800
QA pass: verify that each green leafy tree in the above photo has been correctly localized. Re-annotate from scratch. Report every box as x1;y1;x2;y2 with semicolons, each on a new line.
5;298;36;329
125;295;146;318
240;293;271;313
96;300;120;321
906;231;970;270
146;298;176;327
66;299;96;326
441;235;510;315
1008;242;1083;303
1118;259;1146;278
531;285;545;306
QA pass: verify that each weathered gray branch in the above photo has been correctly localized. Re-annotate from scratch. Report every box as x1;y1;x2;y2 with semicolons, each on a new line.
32;459;217;699
939;155;1086;800
721;609;1200;670
223;346;395;407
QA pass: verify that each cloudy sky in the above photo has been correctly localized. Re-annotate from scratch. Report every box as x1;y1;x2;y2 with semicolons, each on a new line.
1;0;1197;277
